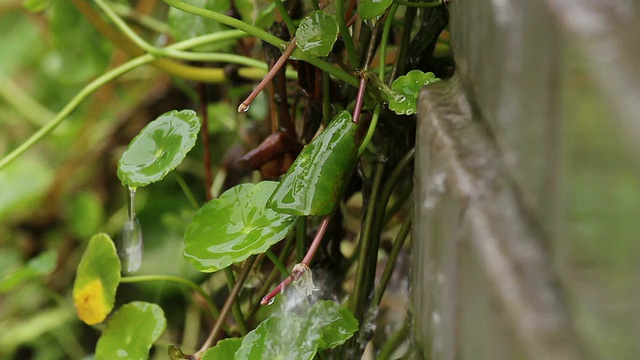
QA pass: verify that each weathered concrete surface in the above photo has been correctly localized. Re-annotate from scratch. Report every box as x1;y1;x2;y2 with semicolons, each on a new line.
413;0;640;359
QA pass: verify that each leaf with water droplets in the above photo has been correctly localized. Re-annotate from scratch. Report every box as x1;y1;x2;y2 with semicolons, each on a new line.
268;110;358;216
296;11;339;57
388;70;440;115
95;302;166;360
117;110;201;188
73;234;120;325
359;0;393;20
184;181;297;272
201;338;242;359
234;300;358;360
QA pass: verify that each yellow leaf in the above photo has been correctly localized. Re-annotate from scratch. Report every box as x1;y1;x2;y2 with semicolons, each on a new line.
74;279;109;325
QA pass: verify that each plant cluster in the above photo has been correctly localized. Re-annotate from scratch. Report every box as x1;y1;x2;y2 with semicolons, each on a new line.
0;0;449;359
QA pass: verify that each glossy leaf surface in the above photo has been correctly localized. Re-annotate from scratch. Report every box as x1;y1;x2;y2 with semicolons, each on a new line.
95;302;166;360
296;11;339;57
388;70;440;115
73;234;121;325
202;338;242;360
234;300;358;360
118;110;201;188
184;181;297;272
268;111;358;216
0;250;57;293
358;0;393;20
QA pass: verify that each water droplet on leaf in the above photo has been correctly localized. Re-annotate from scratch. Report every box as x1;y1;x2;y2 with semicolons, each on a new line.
267;297;275;305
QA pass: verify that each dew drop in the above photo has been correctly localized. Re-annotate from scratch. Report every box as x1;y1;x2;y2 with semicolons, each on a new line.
267;297;275;305
119;187;143;273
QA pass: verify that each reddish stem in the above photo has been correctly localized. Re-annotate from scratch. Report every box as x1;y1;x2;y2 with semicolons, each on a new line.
239;38;298;112
260;215;331;305
352;76;367;124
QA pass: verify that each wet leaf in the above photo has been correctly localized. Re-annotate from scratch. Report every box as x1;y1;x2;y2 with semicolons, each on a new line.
202;338;242;359
388;70;440;115
118;110;201;188
234;300;358;360
0;250;57;293
268;111;358;216
184;181;297;272
359;0;393;20
73;234;120;325
296;11;339;57
95;302;166;360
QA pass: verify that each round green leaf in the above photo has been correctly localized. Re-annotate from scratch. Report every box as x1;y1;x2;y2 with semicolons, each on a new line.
202;338;242;359
117;110;201;188
268;111;358;216
95;302;166;360
358;0;393;20
234;300;358;360
295;11;339;57
388;70;440;115
73;234;121;325
184;181;297;272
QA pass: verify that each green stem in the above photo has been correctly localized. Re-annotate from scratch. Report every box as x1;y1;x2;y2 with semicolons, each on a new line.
0;75;55;127
373;209;411;306
349;159;385;320
107;0;170;33
198;257;257;355
296;217;307;262
162;0;359;88
120;275;220;317
266;249;290;278
223;267;248;335
377;322;410;360
174;172;200;210
393;0;443;7
0;30;250;171
335;0;359;67
273;0;297;37
378;4;399;82
357;105;380;157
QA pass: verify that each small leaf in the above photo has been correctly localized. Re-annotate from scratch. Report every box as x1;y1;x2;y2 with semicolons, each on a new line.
296;11;339;57
388;70;440;115
95;302;166;360
358;0;393;20
184;181;297;272
268;111;358;216
0;250;57;293
202;338;242;359
73;234;121;325
118;110;201;188
234;300;358;360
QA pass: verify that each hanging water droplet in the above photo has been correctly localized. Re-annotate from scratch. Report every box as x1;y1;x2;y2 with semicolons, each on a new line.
267;297;275;306
119;187;143;273
237;103;250;113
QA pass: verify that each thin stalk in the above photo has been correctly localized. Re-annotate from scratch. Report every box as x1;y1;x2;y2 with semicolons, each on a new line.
357;105;380;156
223;268;248;335
174;172;200;210
197;257;257;357
238;38;297;112
352;76;368;125
0;75;55;127
378;4;399;82
198;81;213;201
261;216;330;305
349;160;385;319
389;3;416;81
296;216;307;262
0;30;259;171
107;0;170;33
377;322;410;360
336;0;359;66
373;209;412;306
266;249;290;278
273;0;297;37
120;275;220;317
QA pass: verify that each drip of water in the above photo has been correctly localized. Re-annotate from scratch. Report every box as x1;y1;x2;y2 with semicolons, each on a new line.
267;297;275;306
119;186;143;273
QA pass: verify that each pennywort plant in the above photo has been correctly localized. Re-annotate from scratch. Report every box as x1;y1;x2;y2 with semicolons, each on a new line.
1;0;449;358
